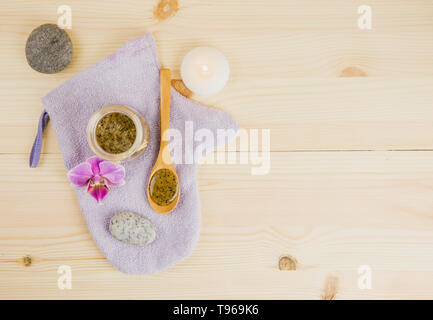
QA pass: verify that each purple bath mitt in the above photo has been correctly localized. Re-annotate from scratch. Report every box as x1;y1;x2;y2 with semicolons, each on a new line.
32;34;238;274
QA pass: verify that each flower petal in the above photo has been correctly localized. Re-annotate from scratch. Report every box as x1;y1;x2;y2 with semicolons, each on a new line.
87;156;104;176
67;162;93;187
99;161;126;186
88;183;109;204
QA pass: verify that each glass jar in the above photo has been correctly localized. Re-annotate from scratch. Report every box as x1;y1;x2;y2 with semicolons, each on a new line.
87;105;149;162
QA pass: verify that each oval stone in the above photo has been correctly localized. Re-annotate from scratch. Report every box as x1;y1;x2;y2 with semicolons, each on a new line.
109;212;156;246
25;24;73;74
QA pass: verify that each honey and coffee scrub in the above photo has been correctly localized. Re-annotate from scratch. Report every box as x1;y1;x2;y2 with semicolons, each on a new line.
149;168;179;206
96;112;136;154
87;105;149;162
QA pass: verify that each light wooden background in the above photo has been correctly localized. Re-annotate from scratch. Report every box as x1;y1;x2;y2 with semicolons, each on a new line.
1;0;433;299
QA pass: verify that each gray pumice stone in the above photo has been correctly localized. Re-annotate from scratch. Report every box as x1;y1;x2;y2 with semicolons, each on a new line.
25;24;73;74
109;211;156;246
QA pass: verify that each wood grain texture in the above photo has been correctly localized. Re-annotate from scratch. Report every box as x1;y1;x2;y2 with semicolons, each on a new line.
1;0;433;299
2;153;433;299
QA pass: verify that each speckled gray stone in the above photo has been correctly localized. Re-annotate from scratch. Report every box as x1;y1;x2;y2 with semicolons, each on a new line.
109;212;156;246
25;24;73;74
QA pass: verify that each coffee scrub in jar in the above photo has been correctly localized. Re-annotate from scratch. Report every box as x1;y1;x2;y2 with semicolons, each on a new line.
87;105;149;162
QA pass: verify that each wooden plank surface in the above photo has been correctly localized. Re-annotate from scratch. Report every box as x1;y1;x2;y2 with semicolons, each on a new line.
1;0;433;299
2;152;433;299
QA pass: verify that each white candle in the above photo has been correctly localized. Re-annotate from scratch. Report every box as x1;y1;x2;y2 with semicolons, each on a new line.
180;47;230;95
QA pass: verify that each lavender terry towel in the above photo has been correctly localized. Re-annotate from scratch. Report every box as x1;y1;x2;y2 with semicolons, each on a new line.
39;34;238;274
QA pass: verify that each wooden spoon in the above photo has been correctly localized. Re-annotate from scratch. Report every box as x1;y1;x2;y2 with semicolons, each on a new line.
147;69;180;214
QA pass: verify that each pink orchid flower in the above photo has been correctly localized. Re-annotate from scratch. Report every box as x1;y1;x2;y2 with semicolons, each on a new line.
67;157;125;204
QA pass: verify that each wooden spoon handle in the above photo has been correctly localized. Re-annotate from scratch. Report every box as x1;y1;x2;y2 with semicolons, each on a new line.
159;68;171;155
